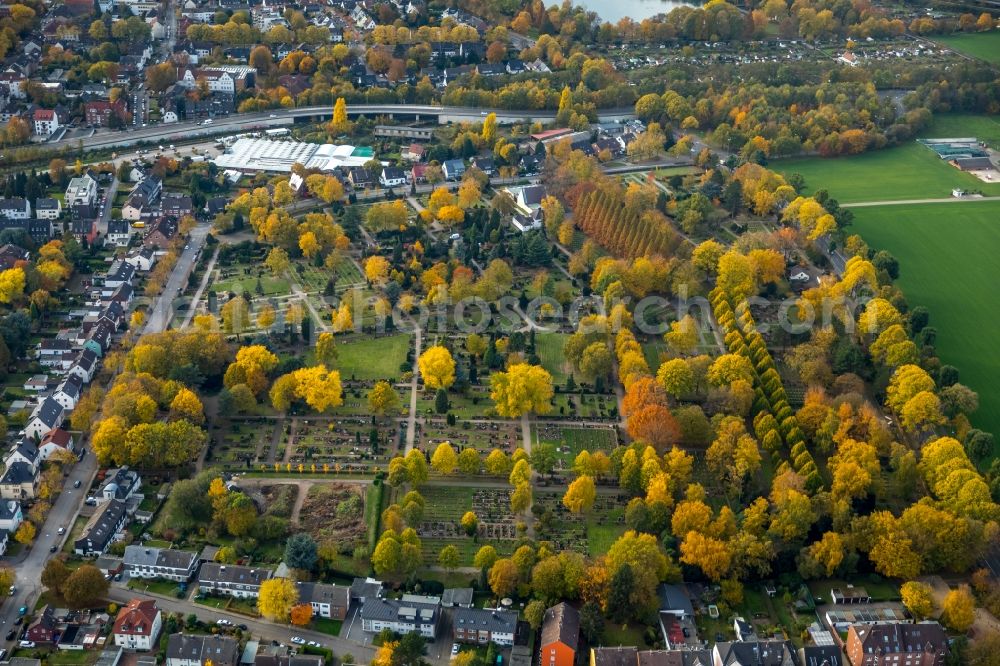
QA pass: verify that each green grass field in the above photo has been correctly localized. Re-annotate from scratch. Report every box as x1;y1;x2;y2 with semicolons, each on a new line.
933;31;1000;64
851;200;1000;444
778;142;1000;204
334;333;411;381
535;332;572;384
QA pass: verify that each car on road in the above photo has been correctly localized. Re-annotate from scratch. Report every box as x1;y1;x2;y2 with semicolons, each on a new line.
290;637;306;645
19;641;36;648
8;586;14;594
307;641;321;648
237;624;248;631
216;619;232;626
5;630;15;641
74;480;81;488
270;114;277;118
50;545;57;553
57;527;65;535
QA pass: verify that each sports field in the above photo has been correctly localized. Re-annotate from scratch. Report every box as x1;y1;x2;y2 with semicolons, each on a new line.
779;142;1000;203
851;200;1000;446
933;31;1000;65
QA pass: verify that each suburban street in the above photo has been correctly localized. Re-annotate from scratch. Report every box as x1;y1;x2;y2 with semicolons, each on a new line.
0;451;99;641
105;587;378;664
142;222;211;334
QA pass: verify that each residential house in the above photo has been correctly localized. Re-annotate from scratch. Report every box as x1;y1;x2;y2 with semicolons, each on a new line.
106;220;133;247
0;198;31;219
442;159;465;181
74;499;127;556
470;156;495;175
33;109;60;136
845;623;947;666
122;194;150;221
295;582;350;620
540;603;579;666
509;184;546;215
592;647;639;666
124;247;156;272
360;597;439;638
52;373;83;411
402;144;425;162
0;242;28;269
113;599;162;651
0;499;23;531
453;608;518;647
123;545;199;581
373;125;434;141
66;174;98;207
799;646;842;666
102;467;142;502
104;260;137;289
347;167;374;190
143;217;178;250
67;348;99;384
197;563;272;598
36;197;61;220
85;100;127;126
39;428;75;460
379;167;407;188
166;634;240;666
161;192;193;217
711;641;798;666
441;588;473;608
6;438;40;473
0;462;36;500
25;606;58;644
84;319;114;357
350;577;383;604
733;618;757;642
24;396;65;440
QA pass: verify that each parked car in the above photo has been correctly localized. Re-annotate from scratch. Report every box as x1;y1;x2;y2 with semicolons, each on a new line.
19;641;36;648
307;641;321;648
216;619;232;626
5;630;15;641
74;480;81;488
290;637;306;645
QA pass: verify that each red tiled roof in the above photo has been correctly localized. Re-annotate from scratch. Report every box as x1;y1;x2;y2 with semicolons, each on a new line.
113;599;159;637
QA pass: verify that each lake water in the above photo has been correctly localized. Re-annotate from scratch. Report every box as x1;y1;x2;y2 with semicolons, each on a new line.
574;0;696;22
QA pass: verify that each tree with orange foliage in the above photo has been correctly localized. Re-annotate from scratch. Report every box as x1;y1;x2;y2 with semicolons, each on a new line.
627;404;681;451
621;376;668;416
290;603;313;626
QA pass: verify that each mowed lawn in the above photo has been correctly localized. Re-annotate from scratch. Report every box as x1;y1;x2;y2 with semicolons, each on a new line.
933;31;1000;65
851;200;1000;445
778;142;1000;203
334;333;411;381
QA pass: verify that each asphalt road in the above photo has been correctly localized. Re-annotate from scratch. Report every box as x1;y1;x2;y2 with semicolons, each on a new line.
47;104;637;152
96;176;118;239
142;222;211;335
105;587;377;663
0;451;99;642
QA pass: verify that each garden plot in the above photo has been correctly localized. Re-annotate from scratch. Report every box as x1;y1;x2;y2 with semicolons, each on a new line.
533;424;619;469
415;419;522;456
291;417;402;467
207;419;277;466
549;393;618;420
300;483;367;547
533;490;629;556
416;485;518;562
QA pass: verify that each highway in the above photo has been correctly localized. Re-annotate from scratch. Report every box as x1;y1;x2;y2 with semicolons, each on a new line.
48;104;637;152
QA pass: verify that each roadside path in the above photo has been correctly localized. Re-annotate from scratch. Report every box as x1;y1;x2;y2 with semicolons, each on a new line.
842;196;997;208
404;320;423;453
182;244;220;328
